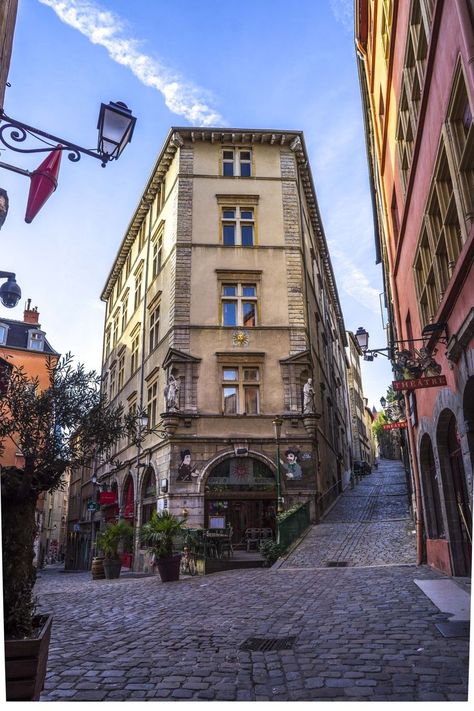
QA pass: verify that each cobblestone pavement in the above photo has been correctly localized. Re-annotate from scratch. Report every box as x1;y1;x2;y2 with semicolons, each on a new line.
36;459;470;702
280;459;416;569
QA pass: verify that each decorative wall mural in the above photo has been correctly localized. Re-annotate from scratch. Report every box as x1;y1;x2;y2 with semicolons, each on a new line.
176;449;200;482
281;449;314;485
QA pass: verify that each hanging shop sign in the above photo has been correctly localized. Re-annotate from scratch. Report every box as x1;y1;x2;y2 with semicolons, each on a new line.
87;500;99;511
382;421;407;430
99;491;117;505
392;375;447;392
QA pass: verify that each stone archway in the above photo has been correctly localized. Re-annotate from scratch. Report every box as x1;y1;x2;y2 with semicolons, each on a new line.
436;409;471;576
419;433;445;540
204;454;278;543
462;376;474;484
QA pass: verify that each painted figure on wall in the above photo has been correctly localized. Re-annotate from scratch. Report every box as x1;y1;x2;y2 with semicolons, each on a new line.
164;373;180;411
283;449;303;480
176;449;200;482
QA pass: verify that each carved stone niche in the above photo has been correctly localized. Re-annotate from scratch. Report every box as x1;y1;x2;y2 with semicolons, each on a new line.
280;350;316;418
162;347;201;415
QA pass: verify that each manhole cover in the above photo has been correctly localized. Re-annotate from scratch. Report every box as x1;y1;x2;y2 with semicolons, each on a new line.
325;561;348;567
240;636;296;652
435;621;470;638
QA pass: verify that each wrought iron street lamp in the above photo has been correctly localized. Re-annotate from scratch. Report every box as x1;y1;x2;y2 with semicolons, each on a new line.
0;271;21;308
0;101;136;168
0;101;137;223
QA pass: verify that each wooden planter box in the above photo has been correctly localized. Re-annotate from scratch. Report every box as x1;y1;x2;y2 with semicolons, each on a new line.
5;614;53;701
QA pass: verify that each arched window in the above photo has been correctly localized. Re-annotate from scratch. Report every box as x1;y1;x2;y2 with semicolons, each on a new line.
141;466;157;525
123;476;135;521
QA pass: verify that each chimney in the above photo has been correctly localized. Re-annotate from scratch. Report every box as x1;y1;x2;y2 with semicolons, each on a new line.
23;299;40;325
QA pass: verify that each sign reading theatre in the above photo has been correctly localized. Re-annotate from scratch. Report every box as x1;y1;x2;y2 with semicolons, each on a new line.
392;375;447;392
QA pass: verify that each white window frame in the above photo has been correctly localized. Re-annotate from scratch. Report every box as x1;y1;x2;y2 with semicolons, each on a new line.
221;207;255;247
221;283;258;327
27;330;45;351
222;147;252;177
222;366;260;415
0;322;8;346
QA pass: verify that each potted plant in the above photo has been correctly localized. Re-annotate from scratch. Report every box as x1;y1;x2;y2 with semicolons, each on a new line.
140;510;187;582
96;520;134;579
0;355;135;700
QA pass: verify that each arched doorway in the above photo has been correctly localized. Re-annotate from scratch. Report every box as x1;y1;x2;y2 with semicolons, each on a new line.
205;456;277;542
436;410;471;576
123;475;135;522
419;433;445;541
463;376;474;476
140;466;157;525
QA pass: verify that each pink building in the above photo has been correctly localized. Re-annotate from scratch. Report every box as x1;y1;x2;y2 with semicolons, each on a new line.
356;0;473;576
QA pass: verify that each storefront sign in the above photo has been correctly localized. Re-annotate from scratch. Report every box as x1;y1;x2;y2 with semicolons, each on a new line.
392;375;447;391
382;421;407;430
99;491;117;505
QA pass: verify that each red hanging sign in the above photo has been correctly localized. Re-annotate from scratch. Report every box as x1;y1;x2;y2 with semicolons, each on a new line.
99;491;117;505
392;375;447;392
382;421;407;430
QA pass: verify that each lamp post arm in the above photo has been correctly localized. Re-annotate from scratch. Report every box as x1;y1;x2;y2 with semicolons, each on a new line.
0;109;110;166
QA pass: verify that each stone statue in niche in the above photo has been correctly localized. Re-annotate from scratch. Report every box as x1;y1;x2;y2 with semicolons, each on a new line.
303;377;315;414
164;373;180;411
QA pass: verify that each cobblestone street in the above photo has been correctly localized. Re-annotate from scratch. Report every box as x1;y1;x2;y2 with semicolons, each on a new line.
36;459;470;702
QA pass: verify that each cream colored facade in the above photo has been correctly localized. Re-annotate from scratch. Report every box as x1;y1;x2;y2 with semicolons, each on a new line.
98;128;352;571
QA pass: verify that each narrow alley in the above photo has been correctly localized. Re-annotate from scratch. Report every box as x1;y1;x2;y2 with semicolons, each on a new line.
37;459;470;702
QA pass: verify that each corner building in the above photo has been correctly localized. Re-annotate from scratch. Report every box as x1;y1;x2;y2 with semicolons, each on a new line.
100;128;351;571
356;0;473;576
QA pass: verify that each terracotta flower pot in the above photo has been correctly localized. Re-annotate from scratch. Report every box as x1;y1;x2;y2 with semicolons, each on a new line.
4;614;53;701
156;553;181;582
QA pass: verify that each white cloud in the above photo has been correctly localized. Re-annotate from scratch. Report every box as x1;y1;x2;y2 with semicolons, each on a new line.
329;244;381;314
329;0;353;32
38;0;225;126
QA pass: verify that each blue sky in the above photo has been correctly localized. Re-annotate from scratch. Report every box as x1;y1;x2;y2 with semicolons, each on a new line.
1;0;392;408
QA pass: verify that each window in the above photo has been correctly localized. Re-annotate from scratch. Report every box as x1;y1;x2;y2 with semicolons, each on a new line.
0;323;8;345
118;352;125;391
28;330;44;351
121;292;129;332
152;231;163;279
447;63;474;228
134;267;143;311
109;366;116;400
112;310;119;346
105;326;111;358
138;222;146;252
222;148;252;177
125;251;132;279
128;399;137;444
130;329;140;374
147;380;159;428
221;283;257;327
149;304;160;352
413;139;465;327
221;207;255;247
222;366;260;414
396;1;430;189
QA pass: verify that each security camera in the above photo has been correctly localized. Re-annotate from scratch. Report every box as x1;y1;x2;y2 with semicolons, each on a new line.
0;274;21;308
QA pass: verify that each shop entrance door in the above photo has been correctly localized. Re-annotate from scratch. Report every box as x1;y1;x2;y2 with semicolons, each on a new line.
205;498;276;544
